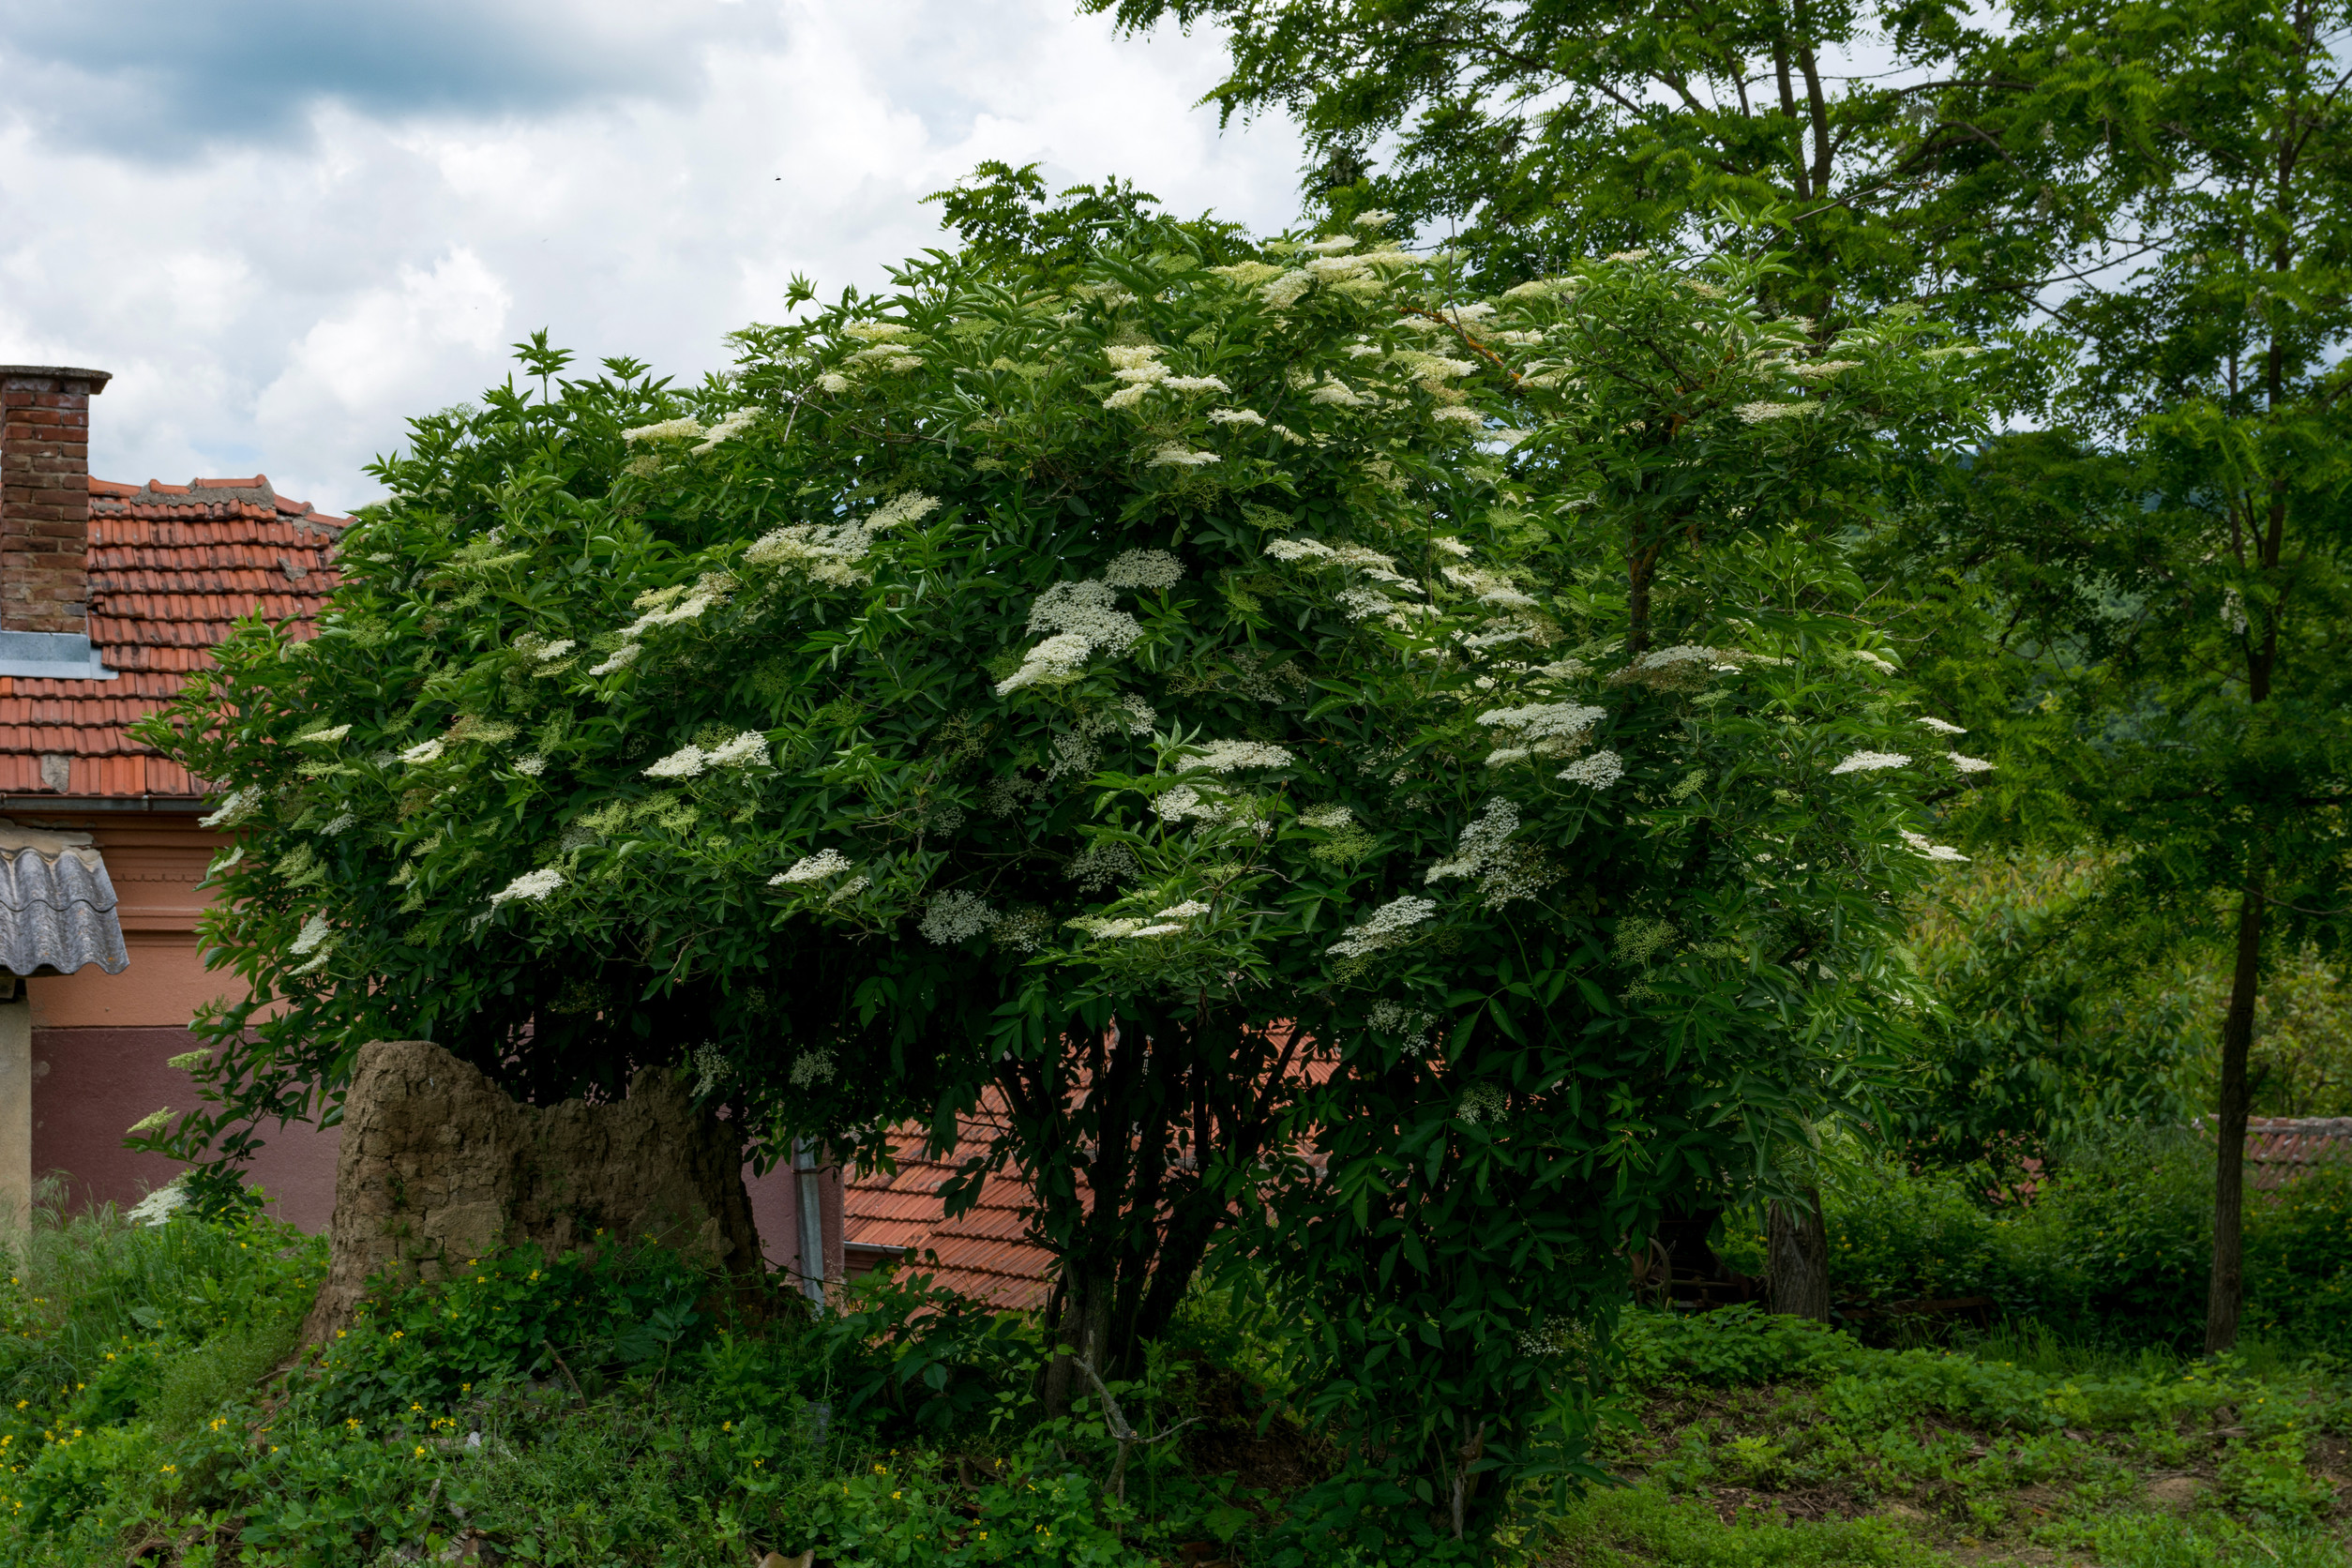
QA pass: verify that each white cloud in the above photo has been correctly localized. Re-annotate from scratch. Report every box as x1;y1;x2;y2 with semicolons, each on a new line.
0;0;1304;512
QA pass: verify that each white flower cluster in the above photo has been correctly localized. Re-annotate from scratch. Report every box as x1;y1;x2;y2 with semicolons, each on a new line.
1367;999;1440;1055
295;723;351;745
620;588;717;641
1185;739;1295;773
1154;784;1224;824
1947;753;1995;773
743;492;943;589
400;739;446;765
1101;344;1168;410
290;912;332;957
920;890;1001;945
1428;798;1518;882
1455;617;1538;652
588;643;642;677
1264;538;1417;593
1900;830;1969;862
1608;644;1755;692
774;849;854;885
626;410;761;455
1457;1083;1508;1125
1146;443;1220;468
622;417;704;444
514;755;549;777
1207;408;1264;427
1260;269;1316;309
199;786;262;829
1735;400;1818;423
1102;550;1184;590
1558;749;1624;789
1440;564;1536;611
1300;804;1354;829
1476;701;1604;767
689;407;759;455
126;1178;193;1229
789;1047;837;1087
643;731;770;780
1067;840;1140;891
1918;716;1967;735
838;321;922;374
490;867;565;906
1329;895;1438;959
1831;750;1910;775
998;580;1146;697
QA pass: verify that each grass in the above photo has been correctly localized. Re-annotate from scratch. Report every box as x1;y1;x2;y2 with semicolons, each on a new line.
1576;1304;2351;1567
0;1193;2343;1568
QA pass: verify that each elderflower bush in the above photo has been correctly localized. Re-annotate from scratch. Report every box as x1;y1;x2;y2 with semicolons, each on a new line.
142;224;1978;1550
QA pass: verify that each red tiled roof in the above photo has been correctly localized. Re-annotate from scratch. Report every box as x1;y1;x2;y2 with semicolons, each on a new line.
842;1043;1338;1311
844;1095;1059;1310
2247;1117;2352;1190
0;476;346;799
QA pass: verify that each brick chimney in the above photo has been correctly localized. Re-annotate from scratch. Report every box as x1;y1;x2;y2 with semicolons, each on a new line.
0;367;112;634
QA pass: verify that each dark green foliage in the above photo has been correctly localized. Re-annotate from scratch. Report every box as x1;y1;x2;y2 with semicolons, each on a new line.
1726;1137;2352;1349
136;226;1978;1560
1614;1305;1847;1390
927;161;1256;288
305;1241;761;1425
1078;0;2088;371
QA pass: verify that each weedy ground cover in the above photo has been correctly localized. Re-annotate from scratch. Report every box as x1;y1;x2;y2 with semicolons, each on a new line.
0;1195;2344;1568
1579;1306;2351;1567
0;1204;1312;1567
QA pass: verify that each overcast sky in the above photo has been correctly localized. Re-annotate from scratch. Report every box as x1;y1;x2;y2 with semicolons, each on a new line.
0;0;1306;514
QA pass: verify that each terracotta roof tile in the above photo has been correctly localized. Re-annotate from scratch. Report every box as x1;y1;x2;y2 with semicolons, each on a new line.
843;1095;1060;1310
0;476;347;801
840;1047;1335;1310
2245;1117;2352;1190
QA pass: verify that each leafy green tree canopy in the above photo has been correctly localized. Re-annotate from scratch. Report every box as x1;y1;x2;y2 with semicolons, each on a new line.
148;222;1976;1552
1081;0;2086;351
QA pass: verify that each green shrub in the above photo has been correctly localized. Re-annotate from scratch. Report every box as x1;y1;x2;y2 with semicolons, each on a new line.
306;1239;772;1425
1820;1158;2011;1306
1614;1305;1851;1388
1790;1126;2352;1349
2243;1162;2352;1350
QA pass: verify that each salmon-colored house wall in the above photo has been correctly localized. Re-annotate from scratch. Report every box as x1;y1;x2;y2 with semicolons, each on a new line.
24;813;342;1228
16;808;823;1269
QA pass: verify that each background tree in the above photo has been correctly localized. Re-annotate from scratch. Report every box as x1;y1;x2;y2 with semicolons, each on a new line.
1884;0;2352;1350
1080;0;2086;353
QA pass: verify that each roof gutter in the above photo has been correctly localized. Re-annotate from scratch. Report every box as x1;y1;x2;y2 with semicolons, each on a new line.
0;796;205;816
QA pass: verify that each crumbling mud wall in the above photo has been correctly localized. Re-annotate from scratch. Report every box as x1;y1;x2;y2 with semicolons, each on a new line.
302;1039;762;1340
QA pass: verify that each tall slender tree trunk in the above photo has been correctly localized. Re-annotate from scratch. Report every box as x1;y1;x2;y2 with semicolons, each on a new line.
1042;1261;1117;1416
1767;1188;1830;1319
2206;867;2266;1354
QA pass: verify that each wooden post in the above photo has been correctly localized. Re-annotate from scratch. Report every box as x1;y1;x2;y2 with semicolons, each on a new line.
0;990;30;1227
